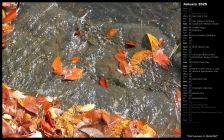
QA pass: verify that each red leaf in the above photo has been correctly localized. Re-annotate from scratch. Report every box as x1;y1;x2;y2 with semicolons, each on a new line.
41;121;54;135
125;40;137;47
45;111;54;127
106;28;118;39
171;128;181;135
3;9;17;23
152;49;170;70
74;31;81;36
99;76;109;89
70;57;80;64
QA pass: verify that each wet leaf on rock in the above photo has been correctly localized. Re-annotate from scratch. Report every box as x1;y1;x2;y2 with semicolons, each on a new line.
98;76;109;89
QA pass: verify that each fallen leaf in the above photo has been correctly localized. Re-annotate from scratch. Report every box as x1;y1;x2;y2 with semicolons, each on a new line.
45;111;54;127
74;31;81;36
122;127;133;138
146;33;160;51
80;127;105;138
66;122;74;137
125;40;137;47
152;49;170;70
70;57;80;64
99;76;109;89
131;50;152;65
3;119;16;137
19;96;38;115
106;28;118;39
51;56;63;76
119;60;131;75
114;49;126;62
102;111;111;125
138;124;157;138
171;128;181;135
73;128;89;138
3;24;14;33
64;68;83;80
3;9;17;23
76;104;96;112
40;121;54;136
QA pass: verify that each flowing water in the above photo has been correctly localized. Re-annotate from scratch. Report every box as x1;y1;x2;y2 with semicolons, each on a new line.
2;2;181;137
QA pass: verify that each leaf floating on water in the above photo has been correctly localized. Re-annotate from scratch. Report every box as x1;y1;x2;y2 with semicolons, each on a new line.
51;56;63;76
114;49;126;63
131;50;152;65
137;124;157;138
119;60;131;75
175;88;181;105
106;28;118;39
64;68;83;81
98;76;109;89
3;9;17;23
152;49;170;70
125;40;137;47
146;33;161;51
70;57;80;64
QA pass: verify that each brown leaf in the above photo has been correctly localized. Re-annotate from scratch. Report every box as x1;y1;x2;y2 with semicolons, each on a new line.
2;119;16;137
80;127;105;138
40;120;54;136
106;28;118;39
102;110;111;125
19;96;38;115
70;56;80;64
3;9;17;23
99;76;109;89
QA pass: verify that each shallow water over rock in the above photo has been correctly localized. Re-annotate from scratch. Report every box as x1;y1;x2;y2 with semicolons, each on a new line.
2;2;181;137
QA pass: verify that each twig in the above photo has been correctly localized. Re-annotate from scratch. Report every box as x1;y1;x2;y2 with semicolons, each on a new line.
169;44;179;59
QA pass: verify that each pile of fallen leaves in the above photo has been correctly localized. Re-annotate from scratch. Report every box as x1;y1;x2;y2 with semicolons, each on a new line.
2;83;157;138
2;3;19;48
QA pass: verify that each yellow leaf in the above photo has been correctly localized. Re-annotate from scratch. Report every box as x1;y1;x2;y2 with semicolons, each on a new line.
146;33;160;51
131;50;152;65
76;104;95;112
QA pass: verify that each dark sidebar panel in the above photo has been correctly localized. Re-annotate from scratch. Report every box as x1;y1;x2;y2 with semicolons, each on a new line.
182;1;224;138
